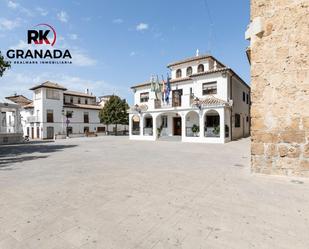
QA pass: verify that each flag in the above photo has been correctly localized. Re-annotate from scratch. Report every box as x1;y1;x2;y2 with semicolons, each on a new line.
165;74;171;104
154;75;161;100
161;75;165;102
150;75;155;92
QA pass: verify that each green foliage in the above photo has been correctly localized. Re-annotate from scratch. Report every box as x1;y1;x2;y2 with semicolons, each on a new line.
99;95;129;128
0;51;10;77
191;124;199;133
213;125;220;135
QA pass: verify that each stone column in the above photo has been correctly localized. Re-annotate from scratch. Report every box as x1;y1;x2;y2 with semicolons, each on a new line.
140;114;144;136
153;114;157;140
219;108;225;142
199;110;204;138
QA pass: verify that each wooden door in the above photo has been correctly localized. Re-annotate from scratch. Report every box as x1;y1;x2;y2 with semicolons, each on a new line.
46;127;54;139
173;117;182;136
172;90;182;107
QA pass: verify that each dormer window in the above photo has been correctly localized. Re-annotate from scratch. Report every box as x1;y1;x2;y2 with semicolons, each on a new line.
186;67;192;76
176;69;182;78
198;64;204;73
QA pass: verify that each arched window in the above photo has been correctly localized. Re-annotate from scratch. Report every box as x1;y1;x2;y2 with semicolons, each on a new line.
198;64;204;73
186;67;192;76
176;69;182;78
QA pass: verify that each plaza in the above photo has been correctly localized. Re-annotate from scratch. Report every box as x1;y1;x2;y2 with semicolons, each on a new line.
0;136;308;249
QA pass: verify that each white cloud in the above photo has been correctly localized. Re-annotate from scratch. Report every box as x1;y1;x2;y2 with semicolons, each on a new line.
0;18;20;30
113;18;123;24
36;7;48;16
57;11;69;23
0;71;127;101
68;34;78;40
71;49;96;67
136;23;148;31
7;1;33;16
7;1;18;9
129;51;136;56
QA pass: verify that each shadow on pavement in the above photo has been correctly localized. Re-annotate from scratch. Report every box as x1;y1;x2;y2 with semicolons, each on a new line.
0;144;77;170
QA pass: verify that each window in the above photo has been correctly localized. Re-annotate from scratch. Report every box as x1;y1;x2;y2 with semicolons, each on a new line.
70;96;73;104
85;99;88;105
145;118;153;128
172;89;182;107
46;110;54;123
246;116;249;122
161;115;168;128
243;92;245;102
35;90;41;100
84;112;89;123
246;94;249;104
78;98;81;104
66;111;73;118
198;64;204;73
176;69;182;78
186;67;192;76
235;114;241;128
84;127;89;133
46;89;60;100
67;126;73;134
202;82;217;95
140;92;149;103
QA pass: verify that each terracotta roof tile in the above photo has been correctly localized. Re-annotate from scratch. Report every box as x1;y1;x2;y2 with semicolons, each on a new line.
29;81;67;91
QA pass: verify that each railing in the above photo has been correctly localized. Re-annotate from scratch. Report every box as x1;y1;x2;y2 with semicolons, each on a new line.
131;128;140;135
186;127;199;137
143;127;153;136
204;127;220;137
27;116;40;123
154;99;173;109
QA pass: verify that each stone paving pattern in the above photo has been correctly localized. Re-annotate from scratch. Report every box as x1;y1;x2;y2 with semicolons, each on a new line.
0;137;309;248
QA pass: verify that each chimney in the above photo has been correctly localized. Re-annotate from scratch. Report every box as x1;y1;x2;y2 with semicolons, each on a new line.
85;88;89;94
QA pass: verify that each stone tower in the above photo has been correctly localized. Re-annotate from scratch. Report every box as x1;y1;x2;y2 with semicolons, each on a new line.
246;0;309;176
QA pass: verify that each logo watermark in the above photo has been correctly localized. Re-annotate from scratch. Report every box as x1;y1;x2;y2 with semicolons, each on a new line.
5;24;72;64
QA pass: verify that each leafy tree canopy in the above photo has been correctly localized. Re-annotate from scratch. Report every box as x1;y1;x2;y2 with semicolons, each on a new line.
99;95;129;128
0;51;10;77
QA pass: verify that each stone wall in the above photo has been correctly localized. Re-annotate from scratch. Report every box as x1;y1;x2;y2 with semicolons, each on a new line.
250;0;309;176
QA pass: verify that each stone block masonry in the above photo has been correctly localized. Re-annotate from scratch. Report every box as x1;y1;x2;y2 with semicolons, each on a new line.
249;0;309;176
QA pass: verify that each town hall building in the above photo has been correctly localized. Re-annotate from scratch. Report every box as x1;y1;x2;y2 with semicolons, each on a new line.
129;53;250;143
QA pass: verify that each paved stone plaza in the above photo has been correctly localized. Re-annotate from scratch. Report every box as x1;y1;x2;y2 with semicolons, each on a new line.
0;137;308;249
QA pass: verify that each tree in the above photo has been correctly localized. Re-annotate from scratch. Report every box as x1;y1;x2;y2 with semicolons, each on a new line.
99;95;129;135
0;51;10;77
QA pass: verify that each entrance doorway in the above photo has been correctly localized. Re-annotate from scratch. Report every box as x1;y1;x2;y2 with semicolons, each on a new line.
31;127;34;139
46;127;54;139
173;117;182;136
36;126;40;139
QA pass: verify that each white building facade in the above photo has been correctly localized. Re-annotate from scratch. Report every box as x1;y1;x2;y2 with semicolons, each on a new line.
8;81;106;139
0;102;23;144
129;54;250;143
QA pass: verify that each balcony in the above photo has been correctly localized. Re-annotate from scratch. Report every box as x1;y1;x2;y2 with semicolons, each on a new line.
27;116;40;123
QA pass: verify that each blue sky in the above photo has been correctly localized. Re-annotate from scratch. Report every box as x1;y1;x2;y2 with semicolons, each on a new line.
0;0;250;104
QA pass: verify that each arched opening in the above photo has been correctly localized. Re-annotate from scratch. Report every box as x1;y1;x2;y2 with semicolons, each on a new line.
198;64;204;73
185;111;199;137
186;66;192;76
131;115;140;135
143;114;153;136
156;112;182;139
204;110;220;137
176;69;182;78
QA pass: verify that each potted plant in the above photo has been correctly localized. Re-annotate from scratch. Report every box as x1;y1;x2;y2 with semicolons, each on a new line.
213;125;220;136
191;124;199;136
